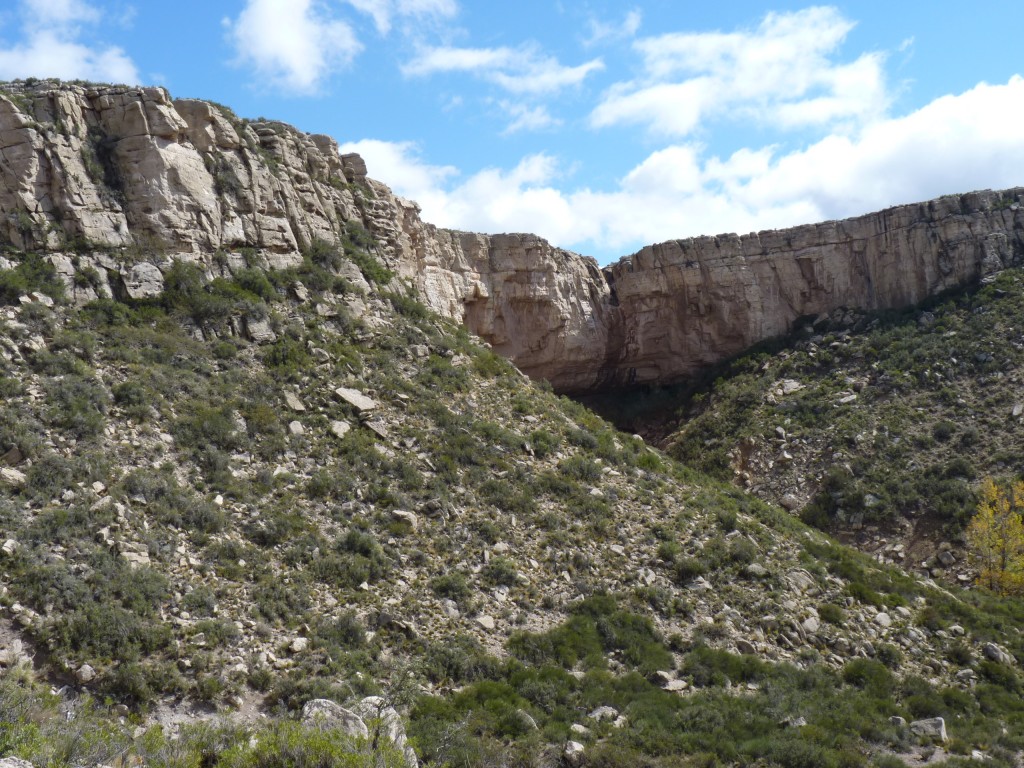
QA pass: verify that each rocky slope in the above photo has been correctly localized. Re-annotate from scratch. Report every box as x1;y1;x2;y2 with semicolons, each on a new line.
657;266;1024;573
3;80;1024;767
3;80;1023;395
2;198;1024;767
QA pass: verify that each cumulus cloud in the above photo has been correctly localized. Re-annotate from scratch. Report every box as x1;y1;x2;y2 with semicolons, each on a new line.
224;0;459;92
403;44;604;94
344;77;1024;261
225;0;362;94
591;6;888;135
0;0;138;83
337;139;458;215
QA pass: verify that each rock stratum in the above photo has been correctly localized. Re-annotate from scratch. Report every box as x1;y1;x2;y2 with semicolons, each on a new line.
2;80;1023;391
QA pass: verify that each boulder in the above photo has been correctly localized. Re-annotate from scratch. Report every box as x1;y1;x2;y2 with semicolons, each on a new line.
76;663;97;684
982;643;1014;665
301;699;369;739
391;510;418;532
910;717;947;742
121;262;164;299
736;639;757;655
354;697;417;767
564;741;585;768
335;387;377;413
0;468;26;488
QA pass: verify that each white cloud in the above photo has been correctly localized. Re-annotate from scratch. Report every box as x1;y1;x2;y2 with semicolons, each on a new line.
0;0;138;83
338;139;458;215
225;0;361;94
403;44;603;94
584;8;642;46
592;6;888;135
343;77;1024;261
21;0;100;26
344;0;457;35
499;102;561;135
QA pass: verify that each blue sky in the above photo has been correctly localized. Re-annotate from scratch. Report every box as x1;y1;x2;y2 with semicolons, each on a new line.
2;1;1024;263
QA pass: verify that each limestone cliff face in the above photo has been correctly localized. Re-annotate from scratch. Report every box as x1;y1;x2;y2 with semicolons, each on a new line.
1;81;1022;393
602;191;1024;388
0;81;610;390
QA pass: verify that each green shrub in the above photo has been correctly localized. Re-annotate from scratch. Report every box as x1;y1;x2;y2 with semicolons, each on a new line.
841;659;894;697
682;644;768;687
174;404;239;452
46;375;110;438
431;572;473;608
194;618;241;648
674;557;707;584
818;603;846;625
0;252;65;304
483;557;519;587
182;586;217;617
559;455;601;482
314;612;366;651
252;579;311;625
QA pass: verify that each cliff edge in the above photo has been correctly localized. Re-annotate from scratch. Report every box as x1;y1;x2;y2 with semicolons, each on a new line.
1;80;1021;391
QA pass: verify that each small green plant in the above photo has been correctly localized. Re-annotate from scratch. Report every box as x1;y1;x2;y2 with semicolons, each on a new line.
0;252;66;304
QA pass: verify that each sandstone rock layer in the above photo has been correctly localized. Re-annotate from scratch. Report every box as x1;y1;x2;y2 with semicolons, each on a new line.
2;81;1022;392
604;192;1024;388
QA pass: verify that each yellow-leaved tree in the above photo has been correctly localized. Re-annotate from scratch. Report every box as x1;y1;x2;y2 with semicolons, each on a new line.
966;478;1024;595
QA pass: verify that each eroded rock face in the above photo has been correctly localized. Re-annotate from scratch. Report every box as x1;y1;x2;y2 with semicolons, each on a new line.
2;81;1023;394
601;193;1024;389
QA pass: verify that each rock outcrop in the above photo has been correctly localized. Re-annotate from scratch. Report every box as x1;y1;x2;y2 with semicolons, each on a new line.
2;80;1023;393
602;193;1024;388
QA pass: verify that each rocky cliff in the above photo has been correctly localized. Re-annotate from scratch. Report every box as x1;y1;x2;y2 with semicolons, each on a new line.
604;192;1024;388
2;80;1022;392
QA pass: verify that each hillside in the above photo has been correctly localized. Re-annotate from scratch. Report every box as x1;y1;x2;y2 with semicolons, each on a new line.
0;79;1023;767
653;268;1024;577
2;218;1024;768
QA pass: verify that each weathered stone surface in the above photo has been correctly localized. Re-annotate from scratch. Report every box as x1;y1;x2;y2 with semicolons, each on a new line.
122;262;164;299
589;706;619;721
301;699;369;739
982;643;1014;665
910;717;948;742
0;467;27;488
4;82;1024;395
354;697;417;767
76;663;96;683
736;639;757;655
564;741;585;768
335;387;377;413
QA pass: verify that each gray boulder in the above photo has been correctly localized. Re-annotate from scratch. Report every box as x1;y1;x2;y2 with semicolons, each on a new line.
982;643;1014;665
355;697;418;767
910;717;947;742
301;699;369;739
